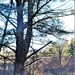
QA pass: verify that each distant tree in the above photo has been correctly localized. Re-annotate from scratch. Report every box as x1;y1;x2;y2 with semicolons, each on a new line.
50;41;69;65
50;42;58;57
68;38;75;57
62;40;69;57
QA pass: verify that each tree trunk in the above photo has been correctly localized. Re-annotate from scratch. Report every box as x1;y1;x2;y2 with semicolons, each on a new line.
14;62;25;75
14;4;25;75
14;0;33;75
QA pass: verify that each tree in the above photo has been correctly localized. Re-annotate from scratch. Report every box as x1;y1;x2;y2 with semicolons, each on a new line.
49;42;58;58
68;38;75;57
0;0;74;75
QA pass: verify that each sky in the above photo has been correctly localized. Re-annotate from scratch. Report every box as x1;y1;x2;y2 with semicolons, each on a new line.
48;15;74;43
48;0;74;42
60;15;74;31
50;0;74;31
0;0;74;30
32;14;74;49
0;0;74;49
60;15;74;41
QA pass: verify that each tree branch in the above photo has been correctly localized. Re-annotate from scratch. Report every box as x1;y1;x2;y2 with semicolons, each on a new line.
26;41;52;60
0;11;16;28
0;43;16;53
0;54;15;63
24;0;51;28
25;58;41;67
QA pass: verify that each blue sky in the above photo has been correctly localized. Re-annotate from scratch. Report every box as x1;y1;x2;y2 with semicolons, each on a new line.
0;0;74;49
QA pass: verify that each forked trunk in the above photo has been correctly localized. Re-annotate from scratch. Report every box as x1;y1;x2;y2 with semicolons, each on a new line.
14;0;33;75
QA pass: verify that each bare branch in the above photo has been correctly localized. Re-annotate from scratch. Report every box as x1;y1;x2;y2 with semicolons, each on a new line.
26;41;52;60
25;58;41;67
0;43;16;53
0;8;11;51
0;11;17;28
0;54;15;63
24;0;51;28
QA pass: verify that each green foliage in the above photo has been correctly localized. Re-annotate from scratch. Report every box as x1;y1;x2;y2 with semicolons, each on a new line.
43;41;70;58
42;42;58;57
68;38;75;57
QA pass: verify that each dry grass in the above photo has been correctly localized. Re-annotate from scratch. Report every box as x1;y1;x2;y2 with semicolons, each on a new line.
0;56;75;75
